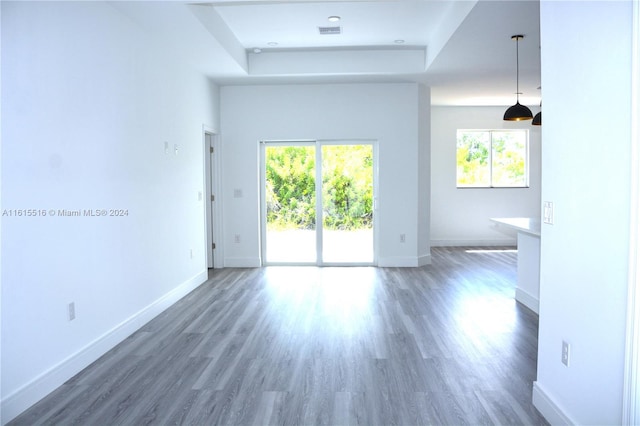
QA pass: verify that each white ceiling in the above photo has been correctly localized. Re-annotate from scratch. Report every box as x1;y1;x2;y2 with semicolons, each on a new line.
212;1;453;49
115;0;541;106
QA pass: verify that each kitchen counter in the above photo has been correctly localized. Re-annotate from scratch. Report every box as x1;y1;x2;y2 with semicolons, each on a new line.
491;217;541;314
490;217;541;237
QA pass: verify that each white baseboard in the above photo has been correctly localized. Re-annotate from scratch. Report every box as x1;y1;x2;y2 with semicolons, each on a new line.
224;257;261;268
225;256;432;268
378;256;424;267
418;253;432;266
532;381;575;425
1;270;208;425
430;238;517;247
515;287;539;314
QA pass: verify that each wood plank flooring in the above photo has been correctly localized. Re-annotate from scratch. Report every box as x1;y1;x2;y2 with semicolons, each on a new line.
10;247;548;425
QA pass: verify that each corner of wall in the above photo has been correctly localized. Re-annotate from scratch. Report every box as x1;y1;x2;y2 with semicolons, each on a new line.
418;252;432;266
532;382;576;425
378;256;423;267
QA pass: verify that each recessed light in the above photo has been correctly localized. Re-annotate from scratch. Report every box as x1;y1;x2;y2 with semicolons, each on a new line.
267;42;278;47
394;39;405;44
328;15;341;22
253;48;262;53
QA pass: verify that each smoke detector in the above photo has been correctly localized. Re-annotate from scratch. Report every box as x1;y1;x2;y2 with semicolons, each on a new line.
318;26;341;35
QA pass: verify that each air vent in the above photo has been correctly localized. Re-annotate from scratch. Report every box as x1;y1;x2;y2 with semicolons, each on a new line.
318;26;341;35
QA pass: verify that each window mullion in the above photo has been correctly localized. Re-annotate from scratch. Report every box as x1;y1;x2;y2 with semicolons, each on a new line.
489;130;494;188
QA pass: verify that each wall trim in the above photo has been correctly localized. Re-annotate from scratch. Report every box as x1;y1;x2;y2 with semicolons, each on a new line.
378;256;423;267
532;382;575;425
623;1;640;423
0;270;208;424
224;257;262;268
418;253;432;266
515;287;539;314
430;238;516;247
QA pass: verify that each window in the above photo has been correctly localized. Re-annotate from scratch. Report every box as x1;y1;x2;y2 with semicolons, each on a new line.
456;129;528;188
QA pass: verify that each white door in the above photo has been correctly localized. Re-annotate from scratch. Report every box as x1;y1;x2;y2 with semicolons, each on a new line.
205;132;214;268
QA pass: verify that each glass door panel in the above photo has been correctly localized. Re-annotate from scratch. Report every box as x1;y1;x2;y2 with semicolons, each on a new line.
321;144;374;264
264;145;316;263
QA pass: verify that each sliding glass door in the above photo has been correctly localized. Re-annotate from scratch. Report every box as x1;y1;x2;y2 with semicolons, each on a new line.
321;144;374;264
261;140;375;265
263;143;317;263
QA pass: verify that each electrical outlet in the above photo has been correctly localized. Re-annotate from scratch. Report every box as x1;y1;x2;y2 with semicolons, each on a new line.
234;234;241;243
543;201;554;224
562;340;570;366
400;234;406;243
68;302;76;321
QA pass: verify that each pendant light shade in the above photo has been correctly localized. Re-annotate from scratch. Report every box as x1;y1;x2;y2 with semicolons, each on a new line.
531;100;542;126
504;102;534;121
504;35;533;121
532;111;541;126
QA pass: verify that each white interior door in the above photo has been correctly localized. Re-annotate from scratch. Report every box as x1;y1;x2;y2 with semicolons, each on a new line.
205;132;214;268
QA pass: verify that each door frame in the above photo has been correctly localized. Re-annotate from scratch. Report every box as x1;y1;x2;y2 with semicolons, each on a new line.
259;139;378;266
623;0;640;423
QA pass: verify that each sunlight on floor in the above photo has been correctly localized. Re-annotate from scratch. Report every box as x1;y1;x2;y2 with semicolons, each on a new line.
263;266;377;335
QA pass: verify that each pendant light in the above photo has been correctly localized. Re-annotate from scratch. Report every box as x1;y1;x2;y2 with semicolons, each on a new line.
532;105;541;126
503;35;533;121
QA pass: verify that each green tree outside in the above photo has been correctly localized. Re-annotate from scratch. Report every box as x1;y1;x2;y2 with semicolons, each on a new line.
456;130;527;187
322;145;373;230
265;144;373;231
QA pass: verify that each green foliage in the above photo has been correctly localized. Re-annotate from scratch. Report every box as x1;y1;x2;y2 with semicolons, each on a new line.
456;131;490;186
491;132;526;187
266;146;316;229
322;145;373;230
265;145;373;231
456;130;527;187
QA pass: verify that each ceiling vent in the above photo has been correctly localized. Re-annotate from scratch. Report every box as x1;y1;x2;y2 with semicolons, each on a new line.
318;26;341;35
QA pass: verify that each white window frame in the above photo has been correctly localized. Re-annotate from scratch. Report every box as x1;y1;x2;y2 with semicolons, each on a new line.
456;129;530;189
259;139;379;266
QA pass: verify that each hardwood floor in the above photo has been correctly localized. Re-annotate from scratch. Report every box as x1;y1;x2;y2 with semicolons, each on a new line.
10;247;548;425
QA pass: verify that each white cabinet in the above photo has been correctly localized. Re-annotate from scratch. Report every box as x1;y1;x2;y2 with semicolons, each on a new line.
491;218;541;314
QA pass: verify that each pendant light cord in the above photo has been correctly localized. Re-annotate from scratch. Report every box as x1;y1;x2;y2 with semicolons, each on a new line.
516;36;520;103
503;34;532;121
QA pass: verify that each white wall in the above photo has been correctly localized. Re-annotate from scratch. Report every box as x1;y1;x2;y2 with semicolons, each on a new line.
1;2;218;422
220;83;430;267
430;106;541;246
0;3;3;422
417;85;432;262
533;1;633;424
